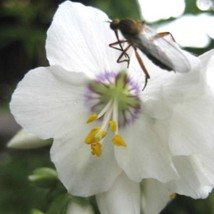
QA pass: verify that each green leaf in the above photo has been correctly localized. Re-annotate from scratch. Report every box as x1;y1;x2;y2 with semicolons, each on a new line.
31;208;44;214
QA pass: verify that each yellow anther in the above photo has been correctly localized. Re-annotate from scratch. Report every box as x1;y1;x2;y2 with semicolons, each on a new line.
95;129;107;141
91;142;102;157
85;128;99;144
109;120;117;132
112;134;127;147
86;114;98;123
169;193;176;199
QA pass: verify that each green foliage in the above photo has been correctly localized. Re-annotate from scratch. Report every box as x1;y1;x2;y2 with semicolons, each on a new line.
162;194;214;214
90;0;140;19
31;209;44;214
0;149;52;214
185;0;202;14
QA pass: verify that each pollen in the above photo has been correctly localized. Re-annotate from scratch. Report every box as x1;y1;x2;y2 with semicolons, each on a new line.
109;120;117;132
112;134;127;147
85;128;107;144
86;114;98;123
85;128;99;144
95;129;107;141
91;142;102;157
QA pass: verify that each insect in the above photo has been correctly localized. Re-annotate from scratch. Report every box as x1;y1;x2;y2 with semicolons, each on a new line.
109;19;191;89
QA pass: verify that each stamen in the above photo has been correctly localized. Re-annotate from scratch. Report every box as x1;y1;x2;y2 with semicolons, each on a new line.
85;128;99;144
95;130;107;141
85;128;107;144
109;120;117;132
86;114;98;123
84;72;141;156
112;134;127;147
97;100;113;118
91;142;102;157
112;99;119;133
99;102;113;131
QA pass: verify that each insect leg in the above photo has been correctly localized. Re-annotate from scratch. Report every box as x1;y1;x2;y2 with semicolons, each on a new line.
113;29;130;59
109;40;131;67
153;32;176;42
109;39;128;51
109;29;130;61
116;44;132;67
134;48;150;90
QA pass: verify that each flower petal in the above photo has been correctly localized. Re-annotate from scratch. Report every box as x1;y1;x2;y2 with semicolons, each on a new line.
115;114;178;183
7;129;51;149
46;1;124;77
141;179;174;214
10;66;89;139
51;135;121;196
66;200;94;214
168;94;214;155
96;173;140;214
193;152;214;186
171;156;213;199
199;49;214;67
205;54;214;91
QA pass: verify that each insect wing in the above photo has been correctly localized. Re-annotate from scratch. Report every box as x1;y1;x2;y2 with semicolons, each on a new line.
136;25;191;73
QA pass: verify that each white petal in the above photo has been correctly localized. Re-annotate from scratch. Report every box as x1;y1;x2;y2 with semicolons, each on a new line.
199;49;214;67
171;156;213;199
115;114;178;183
168;94;214;155
10;66;89;139
51;135;121;197
141;179;174;214
177;152;214;187
96;173;140;214
152;69;203;112
46;1;124;77
205;54;214;91
7;129;51;149
67;201;94;214
132;60;202;121
183;50;201;73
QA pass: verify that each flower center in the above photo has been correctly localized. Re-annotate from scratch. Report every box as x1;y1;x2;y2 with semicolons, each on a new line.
84;71;141;157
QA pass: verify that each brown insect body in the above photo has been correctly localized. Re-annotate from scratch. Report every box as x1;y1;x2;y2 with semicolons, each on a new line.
110;19;173;70
109;19;190;89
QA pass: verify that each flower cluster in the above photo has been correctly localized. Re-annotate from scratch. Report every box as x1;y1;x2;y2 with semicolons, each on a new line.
10;1;214;213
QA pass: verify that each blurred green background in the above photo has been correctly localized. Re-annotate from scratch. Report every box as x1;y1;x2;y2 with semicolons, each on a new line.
1;0;214;213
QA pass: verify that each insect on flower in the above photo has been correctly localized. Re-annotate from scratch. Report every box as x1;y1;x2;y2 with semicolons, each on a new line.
109;19;191;89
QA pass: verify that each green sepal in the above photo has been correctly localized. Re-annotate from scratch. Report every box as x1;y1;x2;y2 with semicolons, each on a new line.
28;167;57;188
46;193;71;214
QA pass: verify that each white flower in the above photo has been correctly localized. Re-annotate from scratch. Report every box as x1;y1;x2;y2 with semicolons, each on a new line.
9;1;214;213
7;129;52;149
96;173;140;214
66;200;94;214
